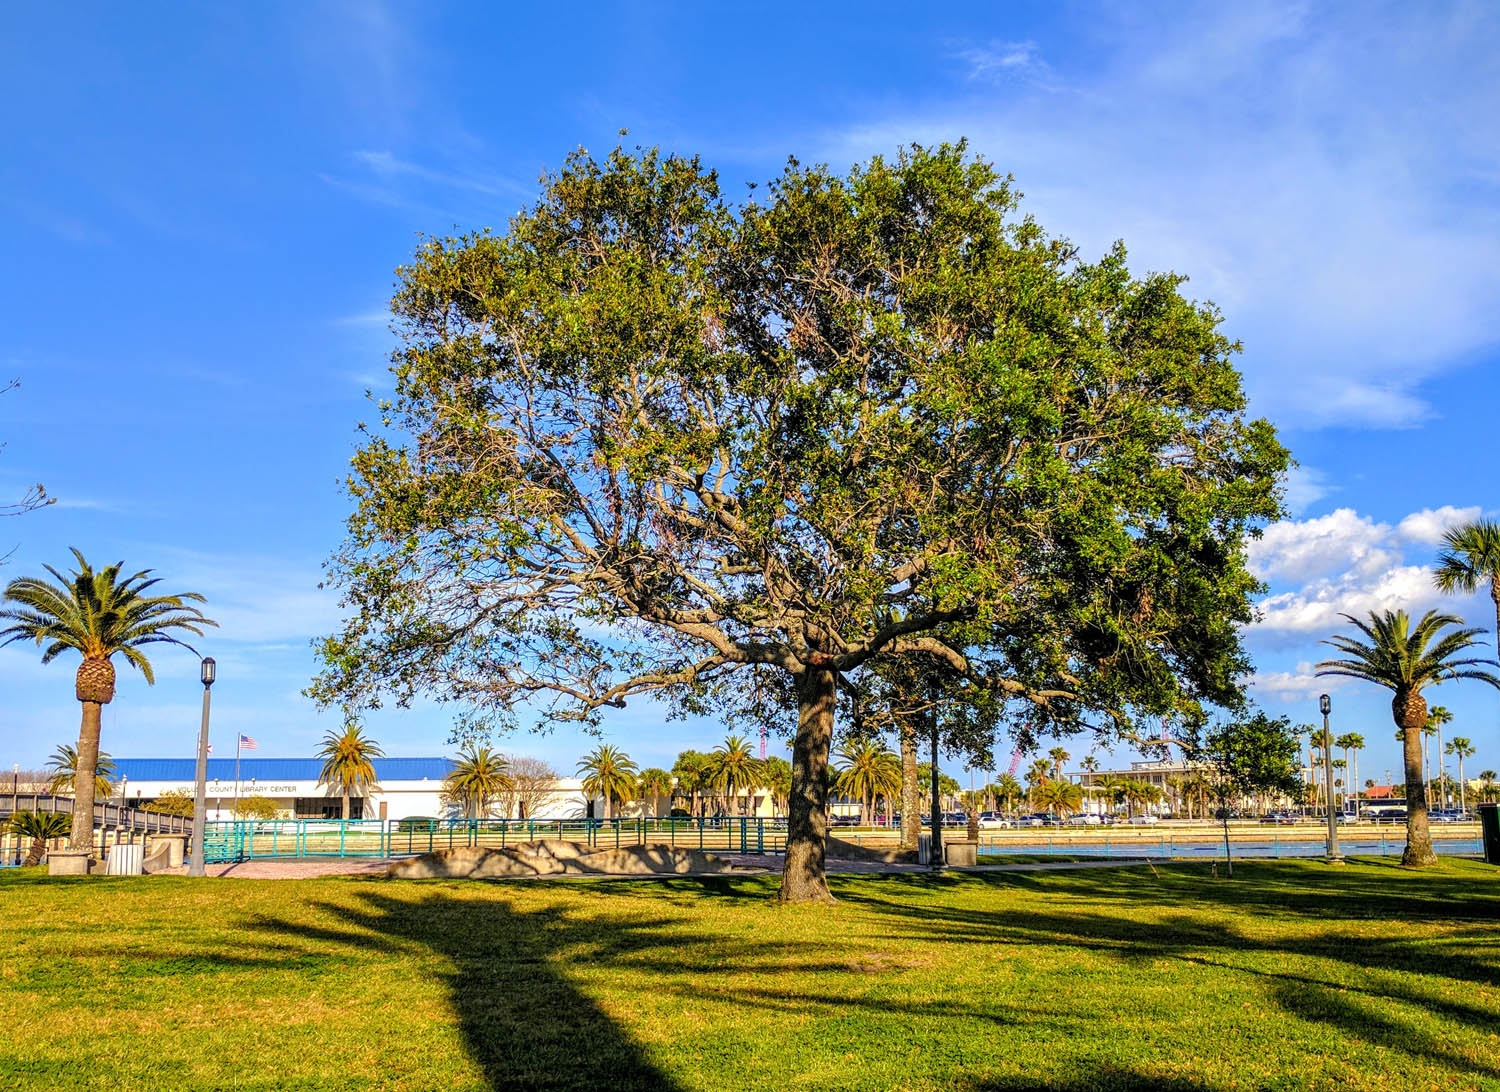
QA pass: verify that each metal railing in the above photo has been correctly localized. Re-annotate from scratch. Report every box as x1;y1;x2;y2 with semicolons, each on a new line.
202;816;786;864
0;793;193;835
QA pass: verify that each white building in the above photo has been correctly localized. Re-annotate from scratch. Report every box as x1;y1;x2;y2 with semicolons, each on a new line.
112;757;596;822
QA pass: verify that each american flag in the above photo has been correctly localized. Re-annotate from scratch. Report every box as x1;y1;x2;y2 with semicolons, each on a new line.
239;734;258;751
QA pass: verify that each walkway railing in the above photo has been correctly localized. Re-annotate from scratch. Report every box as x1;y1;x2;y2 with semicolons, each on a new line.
0;793;193;835
203;816;785;864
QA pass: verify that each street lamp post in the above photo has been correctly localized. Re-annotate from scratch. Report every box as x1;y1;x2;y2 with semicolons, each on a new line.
189;656;216;877
1320;694;1344;865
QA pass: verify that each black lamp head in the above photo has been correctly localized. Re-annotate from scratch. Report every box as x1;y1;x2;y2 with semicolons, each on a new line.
1319;693;1331;716
201;656;217;687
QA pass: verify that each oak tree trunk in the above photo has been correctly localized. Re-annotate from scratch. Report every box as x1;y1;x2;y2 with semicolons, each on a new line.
69;700;103;852
781;668;836;904
1395;688;1436;867
899;718;920;852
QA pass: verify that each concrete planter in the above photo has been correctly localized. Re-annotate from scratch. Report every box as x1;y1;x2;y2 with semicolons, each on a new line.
47;850;93;877
944;841;978;867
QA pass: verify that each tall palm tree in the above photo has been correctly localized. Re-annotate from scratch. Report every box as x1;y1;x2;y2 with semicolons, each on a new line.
1426;706;1453;807
706;735;763;817
1079;755;1099;794
442;745;512;819
1435;518;1500;642
45;744;116;799
1446;737;1475;812
1317;609;1500;866
577;744;638;819
834;740;901;826
4;810;72;866
316;723;384;820
636;767;673;818
1;549;215;852
1335;732;1364;813
1047;746;1070;781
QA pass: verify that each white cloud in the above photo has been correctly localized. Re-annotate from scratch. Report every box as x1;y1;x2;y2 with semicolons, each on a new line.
1250;662;1348;702
958;41;1047;80
1246;502;1486;636
823;3;1500;428
1395;505;1481;545
1246;507;1396;584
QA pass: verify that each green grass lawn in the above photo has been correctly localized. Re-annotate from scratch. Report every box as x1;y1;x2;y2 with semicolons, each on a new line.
3;859;1498;1091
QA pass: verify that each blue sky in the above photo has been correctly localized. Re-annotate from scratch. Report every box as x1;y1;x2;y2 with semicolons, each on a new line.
1;1;1497;787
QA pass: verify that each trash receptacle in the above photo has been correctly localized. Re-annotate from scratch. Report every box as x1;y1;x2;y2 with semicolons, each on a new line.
107;843;144;876
917;833;932;866
1479;804;1500;865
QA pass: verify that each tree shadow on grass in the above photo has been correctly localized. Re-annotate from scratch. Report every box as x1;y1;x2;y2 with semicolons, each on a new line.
246;885;694;1092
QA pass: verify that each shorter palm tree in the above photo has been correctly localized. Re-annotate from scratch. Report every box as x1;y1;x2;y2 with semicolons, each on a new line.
706;735;763;816
5;810;71;866
577;745;638;819
1479;770;1499;804
1434;517;1500;639
315;723;384;820
760;757;792;816
1047;746;1070;781
1318;609;1500;866
835;740;901;826
443;745;512;819
46;744;115;799
1031;779;1083;819
992;774;1024;817
671;751;711;817
636;768;674;818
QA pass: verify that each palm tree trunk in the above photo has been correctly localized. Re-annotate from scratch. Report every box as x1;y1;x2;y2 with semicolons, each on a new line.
781;667;836;904
898;719;920;852
69;700;103;852
1395;689;1436;866
25;836;45;867
342;791;350;821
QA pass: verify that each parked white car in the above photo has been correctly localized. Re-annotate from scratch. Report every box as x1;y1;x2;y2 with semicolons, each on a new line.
1128;814;1160;826
1067;814;1102;827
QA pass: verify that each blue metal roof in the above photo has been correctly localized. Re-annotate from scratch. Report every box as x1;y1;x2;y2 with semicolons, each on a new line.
112;757;455;782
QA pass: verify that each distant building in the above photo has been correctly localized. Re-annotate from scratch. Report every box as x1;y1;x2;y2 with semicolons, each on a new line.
110;757;597;822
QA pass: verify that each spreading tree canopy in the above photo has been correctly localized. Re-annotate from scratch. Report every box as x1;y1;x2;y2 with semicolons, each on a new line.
313;143;1287;902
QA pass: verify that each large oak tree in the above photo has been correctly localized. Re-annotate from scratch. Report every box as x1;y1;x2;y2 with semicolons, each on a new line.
313;144;1287;902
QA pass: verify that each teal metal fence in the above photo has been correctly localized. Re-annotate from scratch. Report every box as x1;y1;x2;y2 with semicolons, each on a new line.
202;816;784;864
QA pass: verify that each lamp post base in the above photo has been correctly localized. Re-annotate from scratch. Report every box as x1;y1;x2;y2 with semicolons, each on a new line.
1325;853;1347;866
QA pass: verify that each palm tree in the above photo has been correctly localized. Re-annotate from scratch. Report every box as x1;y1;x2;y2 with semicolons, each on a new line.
316;723;384;820
442;745;512;819
1025;758;1052;788
834;740;901;826
636;768;673;817
1435;518;1500;643
1479;770;1498;804
1317;609;1500;866
706;735;763;817
1031;779;1083;820
671;751;711;817
992;773;1024;817
577;744;638;820
1426;706;1453;806
45;744;116;799
760;756;792;816
0;549;215;852
1446;737;1476;813
4;810;72;866
1335;732;1364;813
1047;746;1070;781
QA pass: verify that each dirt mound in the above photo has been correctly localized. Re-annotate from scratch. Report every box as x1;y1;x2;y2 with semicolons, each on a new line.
825;837;918;864
387;840;756;880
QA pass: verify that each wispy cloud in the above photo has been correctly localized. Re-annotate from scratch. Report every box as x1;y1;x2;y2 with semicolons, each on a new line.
822;2;1500;429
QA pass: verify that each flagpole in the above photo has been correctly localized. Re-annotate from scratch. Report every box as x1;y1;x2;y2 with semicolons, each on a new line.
234;734;241;819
